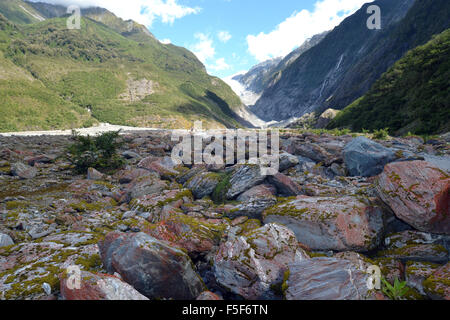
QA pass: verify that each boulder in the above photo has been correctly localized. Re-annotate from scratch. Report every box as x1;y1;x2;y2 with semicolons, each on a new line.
226;198;277;220
125;173;169;200
263;195;384;252
279;152;299;172
285;257;375;300
60;271;148;300
185;172;221;199
0;233;14;247
87;167;104;181
378;231;449;264
143;214;225;255
138;156;178;179
226;164;266;199
286;142;334;165
376;161;450;234
343;136;396;177
214;223;308;299
423;263;450;300
267;173;303;196
116;168;152;184
236;184;276;202
405;261;440;296
197;291;222;300
10;162;37;179
98;232;205;300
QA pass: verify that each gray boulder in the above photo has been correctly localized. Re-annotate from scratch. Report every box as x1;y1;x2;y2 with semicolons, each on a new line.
11;162;37;179
0;233;14;247
285;258;374;300
226;164;265;199
214;223;309;300
185;172;221;199
343;136;396;177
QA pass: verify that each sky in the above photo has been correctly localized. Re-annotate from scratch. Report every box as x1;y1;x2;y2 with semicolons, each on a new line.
29;0;372;78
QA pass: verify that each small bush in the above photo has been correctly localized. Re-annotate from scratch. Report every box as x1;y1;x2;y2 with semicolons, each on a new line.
381;277;410;300
372;128;389;140
67;130;125;174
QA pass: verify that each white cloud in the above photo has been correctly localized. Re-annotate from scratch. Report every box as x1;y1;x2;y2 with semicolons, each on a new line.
208;58;230;71
28;0;200;27
160;38;172;44
246;0;372;61
190;33;216;63
217;30;232;43
189;33;232;75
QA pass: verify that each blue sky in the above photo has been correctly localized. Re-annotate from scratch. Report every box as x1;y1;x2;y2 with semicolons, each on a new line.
32;0;372;78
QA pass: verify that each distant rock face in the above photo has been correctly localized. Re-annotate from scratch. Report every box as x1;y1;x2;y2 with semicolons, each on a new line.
251;0;426;122
119;78;156;102
285;258;374;300
214;223;308;300
98;232;205;300
344;136;396;177
60;271;148;300
376;161;450;234
263;195;385;252
232;31;329;98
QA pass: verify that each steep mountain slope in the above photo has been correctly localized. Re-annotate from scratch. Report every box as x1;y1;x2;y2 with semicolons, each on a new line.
0;0;45;24
232;58;282;97
328;29;450;136
232;31;328;103
0;4;248;131
26;2;156;42
252;0;450;122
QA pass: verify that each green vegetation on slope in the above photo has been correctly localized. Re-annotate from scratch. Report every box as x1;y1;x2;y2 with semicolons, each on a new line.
0;0;44;25
0;6;245;132
328;29;450;136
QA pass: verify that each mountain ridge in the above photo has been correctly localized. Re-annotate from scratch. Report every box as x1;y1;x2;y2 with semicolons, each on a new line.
251;0;450;122
0;1;252;132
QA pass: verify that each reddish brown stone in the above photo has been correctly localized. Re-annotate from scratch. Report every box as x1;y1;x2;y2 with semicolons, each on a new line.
60;271;148;300
376;161;450;234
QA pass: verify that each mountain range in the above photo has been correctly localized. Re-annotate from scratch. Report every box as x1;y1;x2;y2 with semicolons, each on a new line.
0;0;251;132
248;0;450;133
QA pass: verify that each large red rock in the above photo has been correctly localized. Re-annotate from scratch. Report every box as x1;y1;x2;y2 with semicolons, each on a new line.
376;161;450;234
267;173;303;196
263;195;385;252
143;214;225;254
138;156;179;180
98;232;205;300
60;271;148;300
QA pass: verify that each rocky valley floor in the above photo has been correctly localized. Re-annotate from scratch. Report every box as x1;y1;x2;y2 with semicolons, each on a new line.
0;130;449;300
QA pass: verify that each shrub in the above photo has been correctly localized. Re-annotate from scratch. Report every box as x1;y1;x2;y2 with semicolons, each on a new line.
67;130;125;174
381;277;410;300
372;128;389;140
